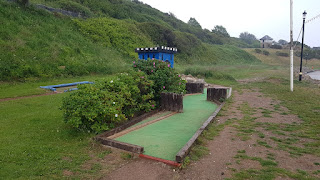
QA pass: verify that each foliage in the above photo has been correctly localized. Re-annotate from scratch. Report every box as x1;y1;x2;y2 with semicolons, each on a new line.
276;51;289;57
137;22;176;47
263;50;270;56
212;25;229;37
133;59;186;101
239;32;258;44
61;71;156;133
295;48;320;60
278;39;288;45
74;17;153;57
255;49;262;54
187;17;202;29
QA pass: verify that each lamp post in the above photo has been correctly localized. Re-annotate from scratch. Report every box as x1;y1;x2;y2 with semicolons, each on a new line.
299;11;307;81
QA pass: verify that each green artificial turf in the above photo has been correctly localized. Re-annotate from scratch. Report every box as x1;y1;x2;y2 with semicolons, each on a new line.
116;90;218;161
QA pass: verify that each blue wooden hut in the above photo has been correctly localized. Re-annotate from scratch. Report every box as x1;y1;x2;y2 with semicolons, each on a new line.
135;46;177;68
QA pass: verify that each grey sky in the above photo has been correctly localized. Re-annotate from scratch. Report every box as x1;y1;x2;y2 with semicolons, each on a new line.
140;0;320;47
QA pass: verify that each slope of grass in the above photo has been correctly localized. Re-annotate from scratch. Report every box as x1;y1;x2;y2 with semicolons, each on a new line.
0;1;129;81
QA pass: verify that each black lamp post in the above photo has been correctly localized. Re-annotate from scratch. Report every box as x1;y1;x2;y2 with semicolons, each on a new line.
299;11;307;81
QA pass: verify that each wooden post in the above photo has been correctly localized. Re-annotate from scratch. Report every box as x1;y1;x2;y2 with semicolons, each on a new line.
160;92;183;112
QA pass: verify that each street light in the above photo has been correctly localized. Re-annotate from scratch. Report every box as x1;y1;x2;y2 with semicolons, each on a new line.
299;11;307;81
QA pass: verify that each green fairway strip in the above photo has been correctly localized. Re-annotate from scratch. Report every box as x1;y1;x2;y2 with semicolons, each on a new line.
115;90;218;161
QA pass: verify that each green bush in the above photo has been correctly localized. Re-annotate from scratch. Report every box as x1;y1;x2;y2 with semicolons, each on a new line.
133;59;186;102
255;49;262;54
263;50;270;56
61;71;156;133
276;51;289;57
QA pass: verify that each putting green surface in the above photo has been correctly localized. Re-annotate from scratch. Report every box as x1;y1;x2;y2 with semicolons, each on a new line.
115;90;218;161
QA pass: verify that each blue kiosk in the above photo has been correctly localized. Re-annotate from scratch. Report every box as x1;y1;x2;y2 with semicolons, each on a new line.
135;46;177;68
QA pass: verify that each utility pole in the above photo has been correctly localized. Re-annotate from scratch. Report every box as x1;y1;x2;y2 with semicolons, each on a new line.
299;11;307;81
290;0;294;91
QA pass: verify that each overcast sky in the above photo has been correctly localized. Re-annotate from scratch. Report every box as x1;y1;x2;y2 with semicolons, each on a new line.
139;0;320;47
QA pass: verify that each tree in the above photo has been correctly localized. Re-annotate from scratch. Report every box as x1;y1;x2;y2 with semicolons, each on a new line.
239;32;257;44
188;17;202;29
278;39;288;45
212;25;229;37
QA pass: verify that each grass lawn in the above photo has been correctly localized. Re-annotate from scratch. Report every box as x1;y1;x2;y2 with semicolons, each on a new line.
0;94;94;179
0;75;115;99
0;75;118;179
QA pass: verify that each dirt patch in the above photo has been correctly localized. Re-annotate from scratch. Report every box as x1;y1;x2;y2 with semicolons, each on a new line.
63;170;74;176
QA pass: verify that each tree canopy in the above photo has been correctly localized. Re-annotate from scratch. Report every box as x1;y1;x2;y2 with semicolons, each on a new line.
239;32;257;44
212;25;229;37
278;39;288;45
188;17;202;29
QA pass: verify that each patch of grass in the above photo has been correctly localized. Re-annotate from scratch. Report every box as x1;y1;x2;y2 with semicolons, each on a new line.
261;109;273;117
273;104;281;111
313;170;320;175
258;131;265;138
0;94;109;179
120;152;133;160
97;149;112;159
233;103;257;141
267;153;275;160
181;156;190;169
237;150;246;154
234;152;278;167
230;167;317;180
257;140;272;148
272;130;286;136
189;145;209;161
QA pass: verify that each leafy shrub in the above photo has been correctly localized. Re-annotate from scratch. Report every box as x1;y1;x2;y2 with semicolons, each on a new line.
133;59;186;102
276;51;289;57
263;50;270;56
61;71;155;133
255;49;262;54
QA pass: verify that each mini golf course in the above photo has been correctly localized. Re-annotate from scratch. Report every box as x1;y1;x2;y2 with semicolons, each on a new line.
114;90;218;161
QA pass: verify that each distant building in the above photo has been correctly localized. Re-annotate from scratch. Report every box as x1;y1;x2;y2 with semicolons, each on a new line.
135;46;177;68
260;35;273;48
